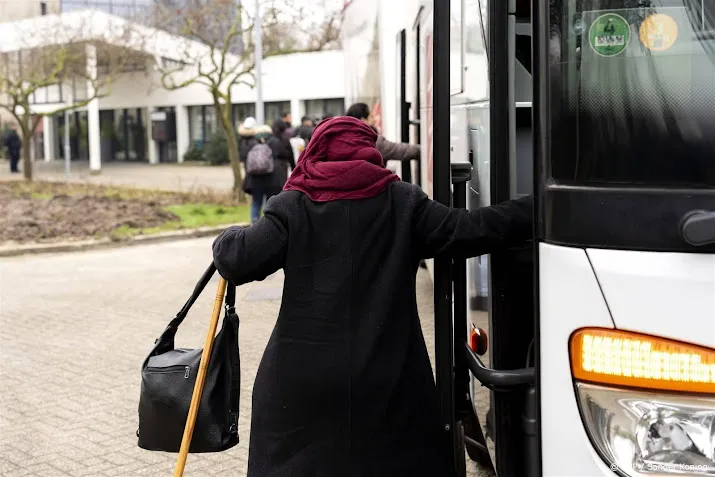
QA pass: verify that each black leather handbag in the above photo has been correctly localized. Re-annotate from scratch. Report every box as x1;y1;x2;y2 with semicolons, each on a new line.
137;263;240;453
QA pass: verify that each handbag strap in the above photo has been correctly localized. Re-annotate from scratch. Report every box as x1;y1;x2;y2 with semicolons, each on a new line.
154;262;237;353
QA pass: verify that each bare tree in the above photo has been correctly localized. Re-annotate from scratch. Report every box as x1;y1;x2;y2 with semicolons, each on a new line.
0;12;148;181
262;0;345;54
154;0;345;200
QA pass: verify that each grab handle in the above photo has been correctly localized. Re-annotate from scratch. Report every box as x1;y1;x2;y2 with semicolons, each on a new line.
680;210;715;247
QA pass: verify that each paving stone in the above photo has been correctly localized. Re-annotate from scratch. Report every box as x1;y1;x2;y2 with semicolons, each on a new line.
0;238;490;476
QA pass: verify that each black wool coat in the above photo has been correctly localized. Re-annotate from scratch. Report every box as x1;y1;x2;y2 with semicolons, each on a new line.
212;181;533;477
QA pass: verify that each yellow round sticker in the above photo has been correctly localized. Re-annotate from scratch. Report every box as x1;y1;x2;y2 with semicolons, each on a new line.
639;13;678;51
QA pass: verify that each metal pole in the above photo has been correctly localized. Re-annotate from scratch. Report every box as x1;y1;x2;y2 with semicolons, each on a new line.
254;0;264;125
432;0;457;475
64;110;71;179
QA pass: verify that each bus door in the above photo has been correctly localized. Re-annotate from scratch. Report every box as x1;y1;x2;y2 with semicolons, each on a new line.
433;0;538;476
479;0;538;475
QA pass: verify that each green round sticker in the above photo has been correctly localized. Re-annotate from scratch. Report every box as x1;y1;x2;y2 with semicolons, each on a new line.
588;13;631;57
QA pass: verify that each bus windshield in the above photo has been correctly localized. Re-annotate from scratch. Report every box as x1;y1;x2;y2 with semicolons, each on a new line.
548;0;715;188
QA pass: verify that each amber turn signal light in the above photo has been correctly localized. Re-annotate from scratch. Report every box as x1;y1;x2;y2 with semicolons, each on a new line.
570;328;715;394
470;325;488;356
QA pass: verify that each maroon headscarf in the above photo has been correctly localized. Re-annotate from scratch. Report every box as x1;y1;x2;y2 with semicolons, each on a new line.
283;116;400;202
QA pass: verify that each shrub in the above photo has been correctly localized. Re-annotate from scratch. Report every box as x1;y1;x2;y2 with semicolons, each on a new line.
183;145;205;162
203;132;230;166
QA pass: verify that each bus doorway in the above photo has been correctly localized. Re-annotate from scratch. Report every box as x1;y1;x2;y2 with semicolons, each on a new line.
431;0;715;476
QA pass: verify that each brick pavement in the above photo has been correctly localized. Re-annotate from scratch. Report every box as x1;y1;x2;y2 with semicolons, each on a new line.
0;238;491;476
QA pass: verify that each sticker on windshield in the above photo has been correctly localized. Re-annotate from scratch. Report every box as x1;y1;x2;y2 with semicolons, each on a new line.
639;13;678;51
588;13;631;57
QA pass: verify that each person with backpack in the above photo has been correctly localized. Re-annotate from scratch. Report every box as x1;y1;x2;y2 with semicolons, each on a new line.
243;124;274;224
238;117;258;159
242;121;295;224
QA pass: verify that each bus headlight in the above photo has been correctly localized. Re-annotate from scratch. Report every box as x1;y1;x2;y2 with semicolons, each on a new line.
570;329;715;475
576;383;715;475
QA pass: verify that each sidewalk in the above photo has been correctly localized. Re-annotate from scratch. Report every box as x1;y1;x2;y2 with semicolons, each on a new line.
0;160;235;193
0;238;491;476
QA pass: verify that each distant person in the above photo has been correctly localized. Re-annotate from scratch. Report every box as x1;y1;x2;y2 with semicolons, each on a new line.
4;124;21;174
281;112;295;140
238;117;258;160
268;119;296;186
240;120;276;224
345;102;419;166
241;119;296;223
211;116;534;477
294;116;315;143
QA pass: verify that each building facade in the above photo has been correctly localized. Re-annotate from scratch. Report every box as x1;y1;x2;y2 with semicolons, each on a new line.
1;8;347;169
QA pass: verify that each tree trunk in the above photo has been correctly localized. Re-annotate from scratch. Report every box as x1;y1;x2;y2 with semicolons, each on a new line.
225;128;244;202
215;98;245;202
21;136;32;181
21;112;34;181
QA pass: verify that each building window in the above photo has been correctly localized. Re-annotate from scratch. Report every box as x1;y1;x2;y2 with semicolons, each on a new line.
188;106;203;146
204;105;217;138
264;101;290;125
233;103;256;128
303;98;345;120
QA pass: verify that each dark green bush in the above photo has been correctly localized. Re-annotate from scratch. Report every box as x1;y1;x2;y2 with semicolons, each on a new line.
203;133;229;165
183;145;205;162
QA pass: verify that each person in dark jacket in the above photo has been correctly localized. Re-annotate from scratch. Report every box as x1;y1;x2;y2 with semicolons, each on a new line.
281;112;295;141
243;120;296;223
238;117;266;223
346;102;420;165
266;119;296;189
4;125;21;173
238;117;258;161
212;117;532;477
293;116;314;143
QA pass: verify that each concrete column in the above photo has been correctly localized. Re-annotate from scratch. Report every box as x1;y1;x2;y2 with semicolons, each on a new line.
175;105;190;163
290;98;301;125
148;108;158;165
85;44;101;173
43;116;55;162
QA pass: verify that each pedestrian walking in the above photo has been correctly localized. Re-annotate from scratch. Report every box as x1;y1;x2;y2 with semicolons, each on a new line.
238;117;258;159
212;116;533;477
346;102;420;165
266;119;296;189
4;124;21;174
293;116;315;143
281;112;295;140
241;120;296;224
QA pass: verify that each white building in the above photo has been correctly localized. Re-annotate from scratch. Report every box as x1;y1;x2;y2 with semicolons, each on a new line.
0;9;346;170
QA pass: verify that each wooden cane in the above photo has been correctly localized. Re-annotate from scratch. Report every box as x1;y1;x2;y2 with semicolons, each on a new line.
173;277;228;477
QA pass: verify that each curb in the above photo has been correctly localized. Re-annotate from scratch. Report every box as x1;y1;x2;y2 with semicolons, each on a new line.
0;223;250;258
